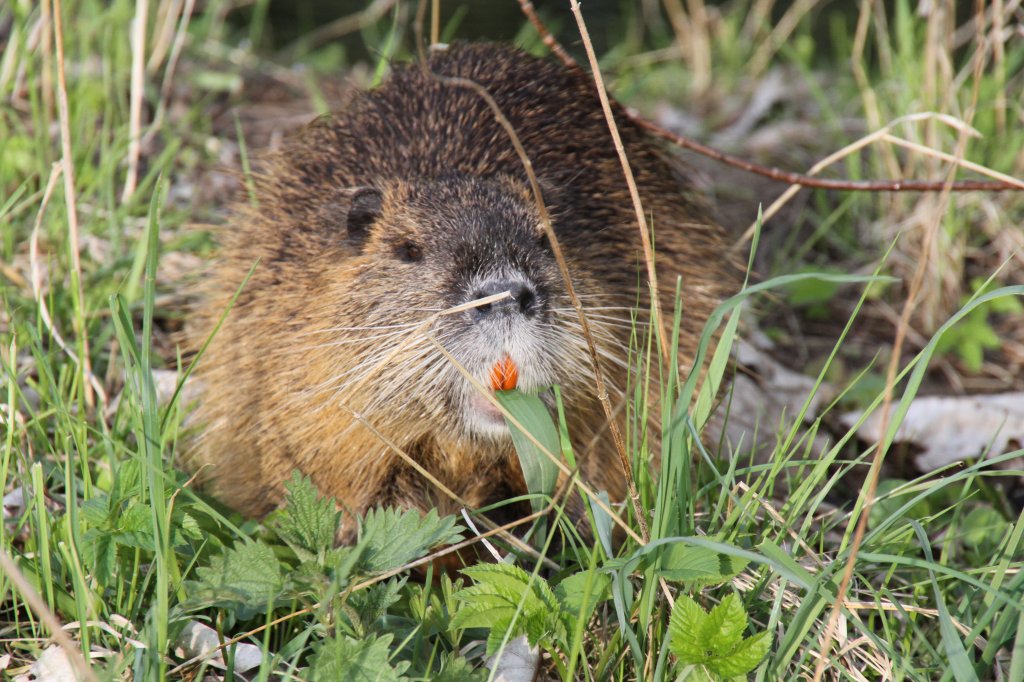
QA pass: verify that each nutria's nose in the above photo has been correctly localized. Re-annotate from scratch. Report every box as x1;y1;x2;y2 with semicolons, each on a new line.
470;278;538;318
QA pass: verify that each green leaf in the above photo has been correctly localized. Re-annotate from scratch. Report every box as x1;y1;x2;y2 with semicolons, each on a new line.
270;472;340;561
195;540;284;608
708;630;771;678
657;543;748;587
554;569;611;621
961;506;1008;551
669;593;770;679
310;633;410;681
496;389;561;512
431;654;487;682
450;563;563;653
349;578;406;629
359;507;463;573
668;594;707;663
701;595;747;656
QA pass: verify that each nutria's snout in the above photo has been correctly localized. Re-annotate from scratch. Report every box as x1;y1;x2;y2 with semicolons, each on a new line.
456;272;558;438
468;277;541;319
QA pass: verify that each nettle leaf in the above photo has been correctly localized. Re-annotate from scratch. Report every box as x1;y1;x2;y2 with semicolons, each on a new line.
349;578;406;629
450;563;563;654
195;540;284;610
669;593;770;680
358;507;463;574
309;633;410;681
270;472;341;561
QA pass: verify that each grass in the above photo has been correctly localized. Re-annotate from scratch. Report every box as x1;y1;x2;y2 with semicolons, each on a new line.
1;0;1023;679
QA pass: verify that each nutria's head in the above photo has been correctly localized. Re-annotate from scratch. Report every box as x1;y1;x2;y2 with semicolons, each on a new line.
313;174;613;440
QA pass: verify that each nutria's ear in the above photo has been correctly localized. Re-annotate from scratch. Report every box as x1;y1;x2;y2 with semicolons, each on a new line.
344;187;383;244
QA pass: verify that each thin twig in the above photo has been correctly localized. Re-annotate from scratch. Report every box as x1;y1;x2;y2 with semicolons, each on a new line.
730;111;1006;252
516;0;1024;195
52;0;95;408
0;547;98;682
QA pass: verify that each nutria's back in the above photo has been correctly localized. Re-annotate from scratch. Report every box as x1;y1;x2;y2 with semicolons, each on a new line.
191;43;735;540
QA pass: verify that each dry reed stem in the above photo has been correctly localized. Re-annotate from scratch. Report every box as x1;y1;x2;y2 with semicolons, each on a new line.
122;0;147;203
141;0;196;150
0;547;98;682
430;0;440;45
852;0;900;179
881;135;1024;189
810;4;989;677
147;0;182;73
662;0;711;92
992;0;1007;135
52;0;95;408
748;0;821;77
424;63;650;545
39;0;53;128
31;166;107;404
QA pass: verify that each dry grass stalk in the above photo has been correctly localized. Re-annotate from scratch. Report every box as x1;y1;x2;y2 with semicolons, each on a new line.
852;0;901;179
147;0;183;73
51;0;95;408
121;0;148;203
569;0;671;382
662;0;711;92
0;547;98;682
747;0;821;78
141;0;196;149
30;165;108;410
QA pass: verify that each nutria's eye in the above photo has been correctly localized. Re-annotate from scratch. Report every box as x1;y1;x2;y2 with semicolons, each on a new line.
398;241;423;263
536;231;553;253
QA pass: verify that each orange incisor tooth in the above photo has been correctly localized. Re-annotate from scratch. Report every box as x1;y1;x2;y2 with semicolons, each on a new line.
489;355;519;391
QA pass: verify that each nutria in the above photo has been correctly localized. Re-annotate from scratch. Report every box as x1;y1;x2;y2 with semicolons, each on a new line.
189;43;735;542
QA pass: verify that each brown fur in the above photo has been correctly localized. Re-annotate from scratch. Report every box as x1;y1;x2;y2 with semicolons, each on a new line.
188;43;737;542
